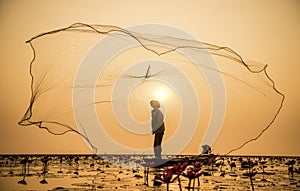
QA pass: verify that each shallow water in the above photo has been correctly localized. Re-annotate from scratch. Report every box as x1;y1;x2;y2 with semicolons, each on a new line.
0;155;299;191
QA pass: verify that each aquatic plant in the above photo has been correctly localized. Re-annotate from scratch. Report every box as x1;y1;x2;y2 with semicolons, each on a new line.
40;156;51;184
207;157;216;175
243;169;257;191
141;161;155;185
18;156;29;185
216;157;225;172
57;156;63;173
259;160;267;174
172;162;189;191
286;160;295;179
8;157;15;175
27;157;34;175
230;161;237;171
155;167;178;191
74;156;80;175
134;159;142;173
182;162;203;190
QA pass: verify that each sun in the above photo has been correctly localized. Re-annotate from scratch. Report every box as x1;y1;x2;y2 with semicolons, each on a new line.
128;80;177;122
155;88;168;101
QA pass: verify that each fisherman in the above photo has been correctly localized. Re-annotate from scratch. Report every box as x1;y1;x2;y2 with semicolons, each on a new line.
150;100;165;159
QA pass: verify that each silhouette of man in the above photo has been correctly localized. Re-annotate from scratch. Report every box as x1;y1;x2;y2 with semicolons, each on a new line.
150;100;165;159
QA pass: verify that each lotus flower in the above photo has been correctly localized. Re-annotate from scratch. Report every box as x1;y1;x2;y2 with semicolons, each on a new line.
172;162;188;191
182;162;203;190
243;169;257;191
207;157;216;175
20;156;29;165
172;162;188;175
192;161;203;172
156;167;178;191
182;166;203;179
208;157;215;164
41;156;51;165
156;167;177;184
243;169;257;178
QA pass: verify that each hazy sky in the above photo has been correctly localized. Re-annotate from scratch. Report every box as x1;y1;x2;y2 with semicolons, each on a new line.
0;0;299;155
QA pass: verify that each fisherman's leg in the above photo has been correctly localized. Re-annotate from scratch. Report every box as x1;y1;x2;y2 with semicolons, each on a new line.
153;134;159;158
155;133;163;158
154;134;161;158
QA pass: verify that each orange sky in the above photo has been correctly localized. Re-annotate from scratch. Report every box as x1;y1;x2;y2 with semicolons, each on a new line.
0;0;299;155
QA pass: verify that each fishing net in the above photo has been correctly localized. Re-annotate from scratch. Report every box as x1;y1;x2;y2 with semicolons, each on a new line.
19;23;284;155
